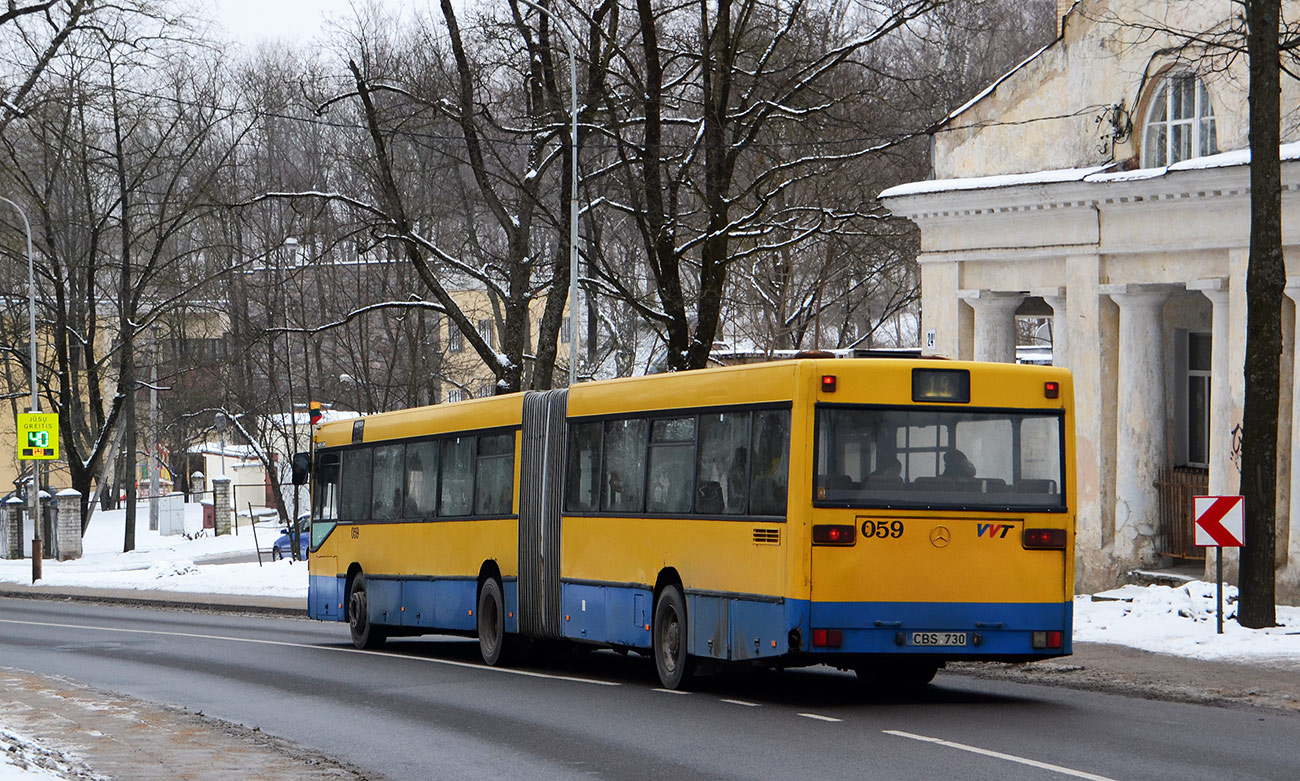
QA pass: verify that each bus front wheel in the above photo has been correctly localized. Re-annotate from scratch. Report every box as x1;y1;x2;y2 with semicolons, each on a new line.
477;577;509;666
653;585;694;689
348;572;387;649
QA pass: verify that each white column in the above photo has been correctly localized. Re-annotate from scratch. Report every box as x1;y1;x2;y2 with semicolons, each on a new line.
1034;287;1068;369
1285;279;1300;570
958;290;1024;363
1102;283;1174;568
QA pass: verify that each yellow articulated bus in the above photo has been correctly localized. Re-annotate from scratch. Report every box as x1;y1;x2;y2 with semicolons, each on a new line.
300;357;1075;689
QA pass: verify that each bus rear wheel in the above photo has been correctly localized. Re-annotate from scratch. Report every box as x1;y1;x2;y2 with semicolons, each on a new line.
653;585;694;689
477;577;509;666
348;572;387;649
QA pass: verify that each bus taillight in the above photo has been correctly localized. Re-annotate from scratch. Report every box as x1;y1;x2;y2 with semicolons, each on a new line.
1022;528;1067;549
1032;630;1063;649
812;628;842;648
812;524;856;546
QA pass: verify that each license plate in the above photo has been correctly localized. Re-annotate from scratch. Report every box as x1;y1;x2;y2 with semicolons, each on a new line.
910;631;967;647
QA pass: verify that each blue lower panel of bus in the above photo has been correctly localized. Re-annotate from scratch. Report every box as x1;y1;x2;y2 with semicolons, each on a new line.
309;574;520;635
804;600;1073;656
559;581;788;661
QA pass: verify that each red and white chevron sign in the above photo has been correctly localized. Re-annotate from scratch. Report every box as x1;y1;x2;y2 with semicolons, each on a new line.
1193;495;1245;547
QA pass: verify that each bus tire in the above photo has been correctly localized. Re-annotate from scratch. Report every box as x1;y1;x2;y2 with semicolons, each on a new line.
348;572;386;649
477;577;509;666
653;585;694;689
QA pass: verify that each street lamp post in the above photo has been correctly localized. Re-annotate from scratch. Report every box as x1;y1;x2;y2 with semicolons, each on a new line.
1;195;41;582
516;0;580;385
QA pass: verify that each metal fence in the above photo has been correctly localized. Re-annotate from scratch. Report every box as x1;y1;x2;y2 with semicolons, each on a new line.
1155;465;1209;561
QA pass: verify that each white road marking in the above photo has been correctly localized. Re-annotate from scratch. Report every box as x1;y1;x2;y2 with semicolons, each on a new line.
0;618;619;687
883;730;1117;780
652;688;690;695
719;698;760;707
798;713;841;722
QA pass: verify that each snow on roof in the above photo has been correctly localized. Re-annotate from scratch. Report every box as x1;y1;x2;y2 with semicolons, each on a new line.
940;39;1057;127
879;165;1111;199
880;141;1300;201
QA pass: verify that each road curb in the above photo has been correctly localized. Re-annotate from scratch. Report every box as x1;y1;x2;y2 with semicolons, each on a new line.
0;584;306;618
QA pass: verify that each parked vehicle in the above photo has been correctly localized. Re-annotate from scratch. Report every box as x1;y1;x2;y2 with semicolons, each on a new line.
271;513;310;561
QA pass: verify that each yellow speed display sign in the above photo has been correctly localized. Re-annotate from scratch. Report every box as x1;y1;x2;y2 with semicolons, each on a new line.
17;412;59;460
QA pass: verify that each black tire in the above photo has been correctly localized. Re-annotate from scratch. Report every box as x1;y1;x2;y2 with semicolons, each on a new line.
477;577;509;666
271;547;282;561
856;660;939;690
348;572;386;649
653;585;694;689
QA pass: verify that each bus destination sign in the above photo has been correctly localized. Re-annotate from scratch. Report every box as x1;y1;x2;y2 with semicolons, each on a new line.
17;412;59;460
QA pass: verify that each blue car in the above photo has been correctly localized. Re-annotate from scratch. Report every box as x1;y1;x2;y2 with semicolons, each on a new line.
271;514;310;561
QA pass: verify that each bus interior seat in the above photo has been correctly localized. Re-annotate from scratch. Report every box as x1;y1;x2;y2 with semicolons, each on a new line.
981;478;1009;493
696;481;724;514
1017;479;1058;493
824;474;855;493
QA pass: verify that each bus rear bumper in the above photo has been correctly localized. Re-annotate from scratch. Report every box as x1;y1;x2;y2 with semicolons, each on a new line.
799;599;1073;658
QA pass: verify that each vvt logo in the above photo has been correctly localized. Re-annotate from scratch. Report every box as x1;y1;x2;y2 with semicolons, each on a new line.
977;523;1013;539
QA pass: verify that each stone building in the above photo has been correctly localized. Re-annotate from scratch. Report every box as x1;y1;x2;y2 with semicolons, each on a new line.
879;0;1300;600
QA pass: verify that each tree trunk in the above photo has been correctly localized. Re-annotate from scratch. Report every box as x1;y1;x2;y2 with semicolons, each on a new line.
1239;0;1282;628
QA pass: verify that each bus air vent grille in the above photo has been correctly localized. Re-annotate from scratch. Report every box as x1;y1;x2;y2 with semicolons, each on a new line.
753;528;781;545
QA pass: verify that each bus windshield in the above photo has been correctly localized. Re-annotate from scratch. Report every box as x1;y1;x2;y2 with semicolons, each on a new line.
815;405;1065;510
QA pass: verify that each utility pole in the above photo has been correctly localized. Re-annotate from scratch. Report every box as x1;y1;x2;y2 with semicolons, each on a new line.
148;325;160;530
1;195;41;582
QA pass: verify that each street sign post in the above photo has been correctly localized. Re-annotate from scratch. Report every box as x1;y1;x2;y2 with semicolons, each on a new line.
1194;495;1244;634
16;412;59;460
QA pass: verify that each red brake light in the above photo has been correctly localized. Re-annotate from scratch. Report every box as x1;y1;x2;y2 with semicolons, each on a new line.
812;524;856;546
1047;630;1062;649
1044;381;1060;399
1023;528;1067;549
821;374;837;393
812;628;842;648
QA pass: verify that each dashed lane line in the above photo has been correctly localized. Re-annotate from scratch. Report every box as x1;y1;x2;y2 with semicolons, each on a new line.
720;698;760;707
652;688;690;695
0;618;620;687
798;713;842;722
883;730;1117;780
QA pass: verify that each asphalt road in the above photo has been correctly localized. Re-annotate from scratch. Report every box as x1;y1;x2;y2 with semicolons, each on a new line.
1;597;1295;780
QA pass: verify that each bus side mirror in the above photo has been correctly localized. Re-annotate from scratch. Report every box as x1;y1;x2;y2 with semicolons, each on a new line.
291;452;311;485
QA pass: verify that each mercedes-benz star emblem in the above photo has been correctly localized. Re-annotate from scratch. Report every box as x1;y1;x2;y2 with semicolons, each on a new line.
930;525;951;548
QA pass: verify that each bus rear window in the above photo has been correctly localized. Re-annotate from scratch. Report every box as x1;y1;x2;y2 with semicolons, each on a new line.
815;406;1065;510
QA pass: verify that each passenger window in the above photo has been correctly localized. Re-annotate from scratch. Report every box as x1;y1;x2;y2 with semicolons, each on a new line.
339;448;373;521
647;417;695;514
371;444;405;520
311;451;340;547
475;433;515;515
697;412;750;515
566;422;603;512
750;410;790;516
440;436;476;516
602;418;648;512
404;441;439;517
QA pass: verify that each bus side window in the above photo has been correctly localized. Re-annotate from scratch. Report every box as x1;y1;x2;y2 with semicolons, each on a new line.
647;417;695;514
697;412;750;515
371;444;405;521
312;452;340;547
339;447;373;521
441;436;476;516
475;433;514;515
750;410;790;516
405;441;439;518
566;423;602;512
602;419;648;513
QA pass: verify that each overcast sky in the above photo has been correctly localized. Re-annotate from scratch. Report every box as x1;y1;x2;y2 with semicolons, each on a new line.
205;0;413;46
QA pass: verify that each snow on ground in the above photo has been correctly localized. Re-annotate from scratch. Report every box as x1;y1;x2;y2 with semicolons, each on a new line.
1076;581;1300;666
0;505;306;599
0;727;91;780
2;507;1299;665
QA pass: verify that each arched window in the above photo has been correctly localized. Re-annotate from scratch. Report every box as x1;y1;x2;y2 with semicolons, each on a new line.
1142;72;1218;167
